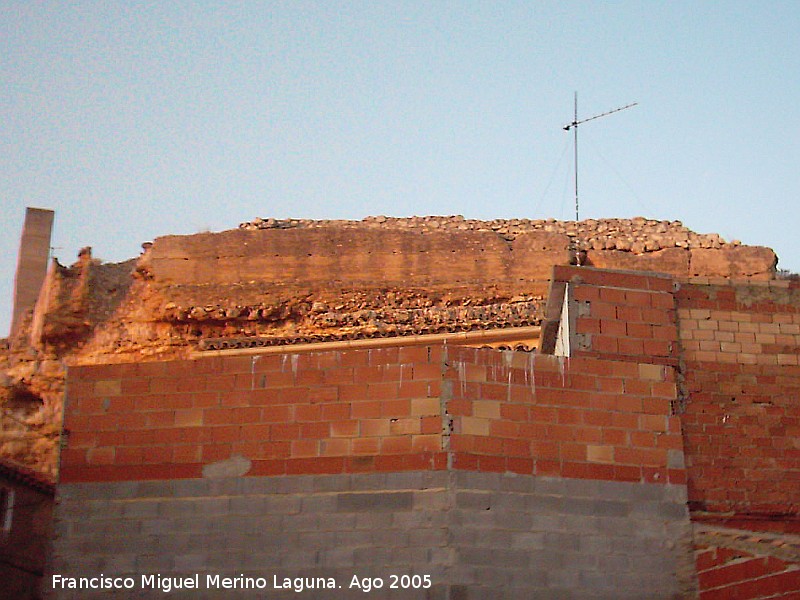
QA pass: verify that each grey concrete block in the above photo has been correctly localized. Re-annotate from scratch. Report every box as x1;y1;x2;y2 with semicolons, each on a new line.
334;530;374;547
664;483;689;503
427;546;454;565
52;469;695;599
526;493;566;513
284;512;320;531
336;491;413;512
352;546;396;565
529;513;565;532
317;546;356;567
413;489;448;511
171;478;213;497
392;546;433;564
530;476;572;496
458;547;530;569
509;531;545;549
317;512;356;531
393;509;447;529
453;470;502;490
55;499;102;519
498;472;536;493
589;500;632;517
173;553;207;571
296;531;337;549
543;532;580;552
656;501;689;520
135;553;172;571
454;491;493;510
492;509;532;531
408;527;448;547
158;499;198;518
370;528;409;547
383;471;435;489
192;497;230;515
276;475;315;494
349;472;387;490
311;473;350;492
239;476;281;495
79;480;138;500
122;500;161;518
134;480;175;498
492;492;529;511
594;516;641;538
448;527;478;545
301;494;337;512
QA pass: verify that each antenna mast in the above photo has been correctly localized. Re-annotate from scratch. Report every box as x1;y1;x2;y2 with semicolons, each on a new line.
563;92;637;221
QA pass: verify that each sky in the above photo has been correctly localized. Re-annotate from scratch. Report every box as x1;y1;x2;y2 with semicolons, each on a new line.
2;1;799;337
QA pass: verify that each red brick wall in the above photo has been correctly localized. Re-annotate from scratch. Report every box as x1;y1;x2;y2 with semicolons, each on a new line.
676;279;800;518
62;341;684;485
61;346;447;483
552;265;680;366
445;347;685;484
695;542;800;599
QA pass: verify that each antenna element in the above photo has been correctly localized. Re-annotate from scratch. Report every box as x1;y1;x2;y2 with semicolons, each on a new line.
563;93;637;221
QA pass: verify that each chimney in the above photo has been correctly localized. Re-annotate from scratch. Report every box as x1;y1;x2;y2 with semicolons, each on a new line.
10;208;54;336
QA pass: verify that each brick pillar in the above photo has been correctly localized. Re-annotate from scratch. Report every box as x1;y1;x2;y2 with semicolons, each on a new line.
10;208;54;336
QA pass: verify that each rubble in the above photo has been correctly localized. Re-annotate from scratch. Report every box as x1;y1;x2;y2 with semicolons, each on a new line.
239;215;730;254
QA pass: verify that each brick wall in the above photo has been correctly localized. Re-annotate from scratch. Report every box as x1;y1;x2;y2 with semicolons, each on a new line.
62;340;686;488
694;527;800;599
676;278;800;520
545;265;679;366
61;346;447;483
445;347;686;485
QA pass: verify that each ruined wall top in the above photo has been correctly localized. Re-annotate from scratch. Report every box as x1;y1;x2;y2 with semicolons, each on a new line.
239;215;737;254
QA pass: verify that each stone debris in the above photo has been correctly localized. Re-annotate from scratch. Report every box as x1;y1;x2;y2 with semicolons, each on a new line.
239;215;726;254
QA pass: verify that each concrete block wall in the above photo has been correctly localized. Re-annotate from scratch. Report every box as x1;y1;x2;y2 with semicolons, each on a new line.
448;471;695;599
675;278;800;518
51;470;695;599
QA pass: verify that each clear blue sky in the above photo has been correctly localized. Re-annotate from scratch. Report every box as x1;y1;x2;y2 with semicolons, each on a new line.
2;1;799;337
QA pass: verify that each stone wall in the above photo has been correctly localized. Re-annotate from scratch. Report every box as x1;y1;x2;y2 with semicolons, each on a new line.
147;227;570;289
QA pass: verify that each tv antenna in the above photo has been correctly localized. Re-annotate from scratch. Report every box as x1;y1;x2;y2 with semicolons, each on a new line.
563;92;637;221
